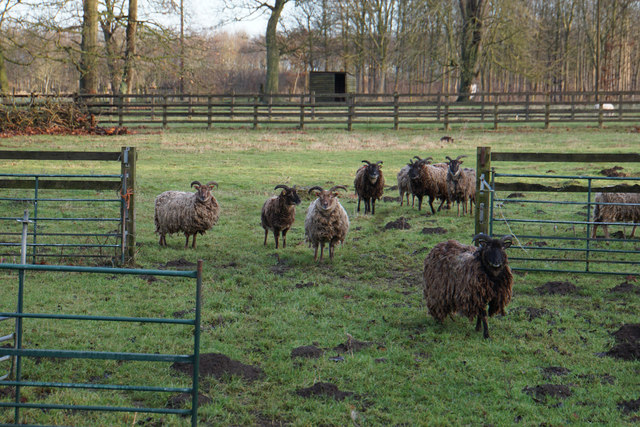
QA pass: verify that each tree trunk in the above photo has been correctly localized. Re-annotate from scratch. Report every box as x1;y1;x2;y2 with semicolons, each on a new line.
457;0;486;102
80;0;99;94
120;0;138;95
264;0;287;94
0;46;9;94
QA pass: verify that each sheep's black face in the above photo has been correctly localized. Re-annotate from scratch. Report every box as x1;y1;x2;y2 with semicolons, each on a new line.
408;162;422;181
448;160;461;179
474;235;512;277
283;188;301;206
366;164;381;184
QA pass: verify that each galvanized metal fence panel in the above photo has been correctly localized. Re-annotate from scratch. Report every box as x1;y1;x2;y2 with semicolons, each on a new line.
477;148;640;275
0;217;202;425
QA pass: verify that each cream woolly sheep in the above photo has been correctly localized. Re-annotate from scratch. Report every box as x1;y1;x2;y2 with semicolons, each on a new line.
261;184;301;248
304;185;349;261
591;192;640;239
445;155;476;217
423;233;514;339
154;181;220;248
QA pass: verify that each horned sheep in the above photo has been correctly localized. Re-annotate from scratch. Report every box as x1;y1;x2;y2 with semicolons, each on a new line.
408;156;450;214
154;181;220;248
422;233;514;339
445;155;476;217
591;192;640;239
261;184;301;249
304;185;350;261
397;161;413;207
354;160;384;214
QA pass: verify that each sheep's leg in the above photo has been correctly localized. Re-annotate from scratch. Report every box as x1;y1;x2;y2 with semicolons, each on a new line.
329;242;334;260
159;234;165;247
371;199;376;215
399;191;404;206
428;196;436;214
272;228;280;249
417;195;423;211
313;243;319;261
281;229;288;248
411;194;415;207
436;198;446;212
357;197;361;213
263;229;269;246
591;223;599;238
475;316;482;332
319;242;325;261
184;234;190;249
191;234;197;249
479;309;489;339
631;225;637;238
603;225;609;239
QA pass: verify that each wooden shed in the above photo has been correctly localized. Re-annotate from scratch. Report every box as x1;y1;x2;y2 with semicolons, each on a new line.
309;71;355;102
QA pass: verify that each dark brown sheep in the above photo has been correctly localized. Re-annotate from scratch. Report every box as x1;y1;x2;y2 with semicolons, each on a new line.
408;156;449;213
261;185;301;249
354;160;385;215
422;233;514;339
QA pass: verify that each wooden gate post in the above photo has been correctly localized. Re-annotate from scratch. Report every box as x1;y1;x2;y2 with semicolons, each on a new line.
121;146;137;263
475;146;491;236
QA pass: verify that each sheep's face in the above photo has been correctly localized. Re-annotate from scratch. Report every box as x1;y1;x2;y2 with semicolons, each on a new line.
474;234;512;277
281;187;301;206
408;160;427;181
191;181;217;203
314;190;339;212
446;156;467;181
362;161;383;185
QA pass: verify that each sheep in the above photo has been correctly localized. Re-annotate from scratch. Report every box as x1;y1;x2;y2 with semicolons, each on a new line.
304;185;350;261
261;184;301;249
591;192;640;239
354;160;384;214
408;156;450;214
422;233;514;339
440;136;454;143
445;155;476;217
154;180;220;248
595;103;615;117
397;160;414;207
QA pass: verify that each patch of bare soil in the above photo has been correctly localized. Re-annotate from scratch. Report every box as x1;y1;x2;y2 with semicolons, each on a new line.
138;274;159;283
525;307;551;321
507;193;526;199
535;281;577;295
295;382;354;401
522;384;572;403
159;258;197;269
166;392;212;409
541;366;569;380
291;345;324;359
333;338;373;353
618;398;640;414
271;255;292;276
421;227;447;235
294;281;317;289
610;282;640;295
600;166;627;177
384;217;411;230
0;386;15;399
171;353;263;382
606;324;640;361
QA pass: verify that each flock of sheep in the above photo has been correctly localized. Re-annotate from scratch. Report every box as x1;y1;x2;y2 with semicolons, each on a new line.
152;155;639;338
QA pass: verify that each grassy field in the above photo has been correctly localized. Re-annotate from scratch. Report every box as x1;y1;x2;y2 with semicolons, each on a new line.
1;125;639;425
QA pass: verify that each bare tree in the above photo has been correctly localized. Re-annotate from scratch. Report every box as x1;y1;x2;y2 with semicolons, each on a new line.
80;0;98;93
457;0;486;100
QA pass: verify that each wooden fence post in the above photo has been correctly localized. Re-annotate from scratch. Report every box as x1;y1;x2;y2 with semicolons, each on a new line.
393;92;399;130
444;104;449;131
347;94;354;131
121;146;137;263
525;93;530;121
570;94;575;121
493;103;499;130
151;95;156;121
475;146;491;236
253;95;259;130
311;91;316;120
544;97;550;129
436;93;441;121
299;94;305;130
118;94;124;127
162;95;168;129
598;102;603;128
230;90;235;120
207;95;212;130
267;94;273;120
618;92;623;121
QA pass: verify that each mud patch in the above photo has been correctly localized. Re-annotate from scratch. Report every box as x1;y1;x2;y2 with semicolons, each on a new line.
606;324;640;361
384;217;411;230
0;386;15;399
600;166;627;177
138;274;159;283
535;281;577;295
525;307;551;321
171;353;263;382
541;366;569;379
166;393;212;409
271;256;292;276
610;230;627;239
610;282;640;294
159;258;197;270
421;227;447;235
296;382;354;401
383;196;401;203
291;345;324;359
618;398;640;414
507;193;526;199
522;384;572;403
333;338;373;353
172;308;196;318
294;281;317;289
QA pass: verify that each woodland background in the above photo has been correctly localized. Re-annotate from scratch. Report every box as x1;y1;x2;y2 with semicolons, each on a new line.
0;0;638;97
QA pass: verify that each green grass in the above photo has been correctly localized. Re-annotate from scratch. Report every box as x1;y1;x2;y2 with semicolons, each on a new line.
0;126;639;425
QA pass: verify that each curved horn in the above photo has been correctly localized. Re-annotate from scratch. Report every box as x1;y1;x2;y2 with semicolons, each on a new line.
445;156;453;162
500;235;513;248
274;184;290;191
376;160;383;165
190;181;201;188
329;185;348;192
472;233;491;245
362;160;371;165
455;155;467;162
413;156;422;161
206;181;218;188
308;186;324;194
422;156;434;164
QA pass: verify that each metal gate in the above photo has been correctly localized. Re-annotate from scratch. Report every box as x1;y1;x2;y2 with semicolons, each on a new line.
0;147;136;264
476;148;640;275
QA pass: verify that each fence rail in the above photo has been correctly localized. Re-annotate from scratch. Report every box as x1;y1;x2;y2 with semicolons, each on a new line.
3;91;640;130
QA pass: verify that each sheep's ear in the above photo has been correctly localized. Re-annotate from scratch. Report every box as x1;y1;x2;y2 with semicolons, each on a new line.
332;192;340;197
